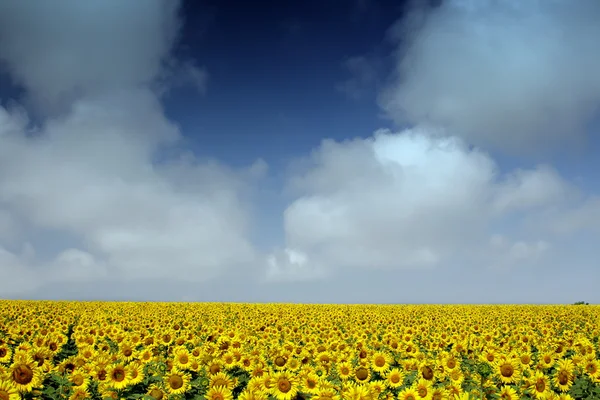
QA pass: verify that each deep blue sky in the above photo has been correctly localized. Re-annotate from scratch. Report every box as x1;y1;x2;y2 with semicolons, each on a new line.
164;0;406;169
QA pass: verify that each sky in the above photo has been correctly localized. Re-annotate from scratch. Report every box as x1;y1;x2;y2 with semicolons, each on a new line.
0;0;599;304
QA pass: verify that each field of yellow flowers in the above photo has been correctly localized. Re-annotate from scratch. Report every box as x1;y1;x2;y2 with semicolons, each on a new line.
0;301;599;400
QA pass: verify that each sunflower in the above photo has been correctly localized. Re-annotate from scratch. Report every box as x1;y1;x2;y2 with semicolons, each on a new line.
0;381;20;400
386;367;405;388
91;362;110;384
398;387;420;400
208;360;224;375
414;378;433;399
210;371;235;390
287;356;301;371
430;387;448;400
336;361;353;381
68;371;90;391
495;358;520;384
369;380;387;397
270;370;299;400
538;352;555;369
69;388;90;400
517;350;533;371
8;355;42;393
126;361;145;386
300;372;321;394
448;368;464;385
164;367;191;396
371;351;392;374
443;354;460;371
528;371;550;400
342;381;373;400
146;384;166;400
172;346;193;370
480;349;497;364
118;342;136;362
0;345;12;363
106;363;130;390
445;383;463;399
498;386;518;400
30;347;53;373
312;387;342;400
239;389;269;400
221;351;237;369
354;365;371;384
557;395;575;400
206;385;234;400
583;359;600;379
552;358;574;392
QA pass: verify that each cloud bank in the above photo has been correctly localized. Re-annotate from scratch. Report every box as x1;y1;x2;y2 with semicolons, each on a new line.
267;127;598;283
380;0;600;153
0;0;258;296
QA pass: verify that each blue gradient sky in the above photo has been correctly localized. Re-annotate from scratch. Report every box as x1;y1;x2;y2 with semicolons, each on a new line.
0;0;599;303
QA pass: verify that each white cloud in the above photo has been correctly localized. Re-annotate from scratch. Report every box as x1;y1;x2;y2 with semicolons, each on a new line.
0;0;204;115
380;0;600;153
0;97;260;294
268;127;596;280
0;0;261;297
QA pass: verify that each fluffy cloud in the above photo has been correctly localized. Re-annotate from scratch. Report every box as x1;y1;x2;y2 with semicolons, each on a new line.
0;0;207;115
380;0;600;153
0;0;259;297
0;89;260;295
268;127;596;279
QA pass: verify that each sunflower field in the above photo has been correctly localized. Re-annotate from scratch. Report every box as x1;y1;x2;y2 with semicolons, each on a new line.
1;301;599;400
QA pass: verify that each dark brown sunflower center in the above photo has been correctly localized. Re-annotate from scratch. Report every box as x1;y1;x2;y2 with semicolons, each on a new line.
149;389;164;400
72;375;84;386
447;359;456;369
307;379;316;388
355;367;369;381
586;364;597;374
97;370;107;381
33;355;45;367
558;371;570;385
0;390;10;400
422;366;434;380
500;364;514;377
278;378;291;393
535;380;546;392
112;367;126;382
418;387;428;396
123;348;133;357
0;348;7;357
209;364;221;374
375;356;386;367
169;375;184;389
390;374;401;383
274;356;286;367
12;364;34;385
543;356;551;364
179;355;189;364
